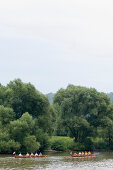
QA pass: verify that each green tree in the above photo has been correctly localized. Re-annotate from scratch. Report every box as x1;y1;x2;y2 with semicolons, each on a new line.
63;116;90;142
23;136;40;152
53;85;110;144
0;84;7;105
101;116;113;148
0;129;20;153
6;79;50;119
0;105;15;126
9;112;35;143
34;128;50;151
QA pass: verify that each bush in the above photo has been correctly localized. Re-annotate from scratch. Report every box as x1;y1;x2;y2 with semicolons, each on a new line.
23;135;40;152
50;136;85;151
0;140;21;153
51;138;67;151
68;141;85;151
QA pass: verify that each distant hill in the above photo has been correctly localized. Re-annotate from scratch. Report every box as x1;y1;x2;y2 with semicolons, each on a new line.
46;93;54;104
107;92;113;102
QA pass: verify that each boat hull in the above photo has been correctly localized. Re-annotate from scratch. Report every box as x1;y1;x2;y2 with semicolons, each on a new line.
71;155;95;158
15;155;48;158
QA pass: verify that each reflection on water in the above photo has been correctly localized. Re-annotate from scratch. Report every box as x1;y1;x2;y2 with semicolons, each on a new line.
0;152;113;170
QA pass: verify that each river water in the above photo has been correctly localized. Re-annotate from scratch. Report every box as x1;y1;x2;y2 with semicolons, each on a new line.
0;152;113;170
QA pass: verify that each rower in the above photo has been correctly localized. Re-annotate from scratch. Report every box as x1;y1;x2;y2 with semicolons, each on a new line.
88;151;91;155
26;152;30;156
73;153;77;156
81;152;84;155
30;152;34;157
18;153;22;156
85;151;88;156
78;152;81;156
35;152;38;156
39;152;42;156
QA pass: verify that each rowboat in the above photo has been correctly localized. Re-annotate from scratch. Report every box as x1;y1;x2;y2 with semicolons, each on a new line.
71;154;95;158
15;155;48;158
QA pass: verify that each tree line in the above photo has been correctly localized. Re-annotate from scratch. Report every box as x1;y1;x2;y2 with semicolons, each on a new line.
0;79;113;153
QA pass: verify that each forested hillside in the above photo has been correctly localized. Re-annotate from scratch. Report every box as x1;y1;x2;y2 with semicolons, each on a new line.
46;93;54;104
107;92;113;102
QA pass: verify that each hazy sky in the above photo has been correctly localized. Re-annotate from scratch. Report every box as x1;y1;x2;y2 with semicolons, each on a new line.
0;0;113;94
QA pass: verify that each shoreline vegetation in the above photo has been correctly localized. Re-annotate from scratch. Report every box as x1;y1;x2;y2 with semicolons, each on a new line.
1;79;113;154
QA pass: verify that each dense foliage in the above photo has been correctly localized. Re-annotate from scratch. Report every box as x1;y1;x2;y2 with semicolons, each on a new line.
53;85;113;150
1;80;113;153
0;79;54;153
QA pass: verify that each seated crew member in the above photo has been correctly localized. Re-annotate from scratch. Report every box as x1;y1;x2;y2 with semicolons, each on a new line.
73;153;77;156
85;151;88;156
26;152;30;156
39;152;42;156
78;152;81;156
30;152;34;157
18;153;22;156
88;151;91;155
35;152;38;156
81;152;84;156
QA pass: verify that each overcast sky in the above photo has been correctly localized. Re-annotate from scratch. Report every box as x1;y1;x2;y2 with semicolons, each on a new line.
0;0;113;94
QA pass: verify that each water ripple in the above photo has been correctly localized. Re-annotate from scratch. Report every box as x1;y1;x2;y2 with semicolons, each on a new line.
1;153;113;170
